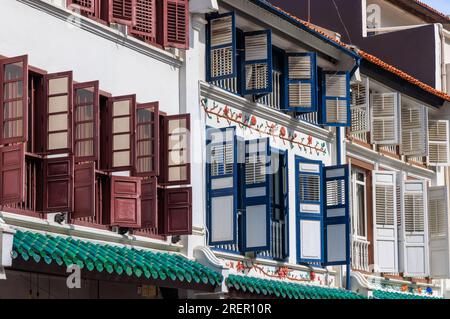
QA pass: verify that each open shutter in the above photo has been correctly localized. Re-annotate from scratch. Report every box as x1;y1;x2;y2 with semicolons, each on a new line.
44;71;73;154
134;102;159;177
43;156;74;213
0;144;25;205
67;0;96;14
401;104;428;156
285;53;317;112
129;0;156;43
0;55;28;145
350;78;370;133
370;93;400;145
141;177;157;229
243;138;271;252
108;0;136;26
206;12;236;82
398;180;429;276
74;81;99;163
109;176;141;228
372;171;398;273
321;71;350;126
296;157;323;263
161;187;192;235
206;127;238;246
428;120;450;166
161;113;190;185
109;95;136;171
428;186;450;278
323;164;350;266
243;30;272;95
73;162;95;219
163;0;189;49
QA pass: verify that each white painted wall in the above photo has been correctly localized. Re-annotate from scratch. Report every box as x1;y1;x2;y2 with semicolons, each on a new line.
366;0;425;29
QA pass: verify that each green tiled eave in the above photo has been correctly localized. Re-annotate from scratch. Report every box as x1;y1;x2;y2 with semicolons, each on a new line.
226;275;365;299
372;290;442;300
11;230;223;287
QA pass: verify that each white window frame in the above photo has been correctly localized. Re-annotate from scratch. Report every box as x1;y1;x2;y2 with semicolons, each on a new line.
351;168;368;240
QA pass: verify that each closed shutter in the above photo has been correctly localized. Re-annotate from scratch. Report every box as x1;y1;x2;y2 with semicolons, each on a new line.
372;171;398;273
0;144;25;205
161;187;192;235
243;30;272;95
206;12;236;82
43;156;74;213
73;162;95;219
129;0;156;43
67;0;96;14
0;55;28;146
401;104;428;156
428;120;450;166
242;138;271;252
206;127;238;245
141;177;157;229
44;71;73;154
285;53;317;112
350;78;369;133
370;93;400;145
108;0;136;26
163;0;189;49
321;71;350;126
323;164;350;266
74;81;99;163
428;186;450;278
296;157;323;263
109;176;141;228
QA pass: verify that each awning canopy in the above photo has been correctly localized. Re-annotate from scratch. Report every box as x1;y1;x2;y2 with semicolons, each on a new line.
372;290;441;300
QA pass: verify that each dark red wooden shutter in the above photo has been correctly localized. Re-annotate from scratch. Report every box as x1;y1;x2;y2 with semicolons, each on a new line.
109;0;137;26
141;177;157;228
0;144;25;205
161;187;192;235
67;0;96;14
129;0;156;43
109;176;141;228
74;81;99;163
163;0;189;49
0;55;28;145
73;162;95;219
43;156;74;213
134;102;159;177
44;71;73;154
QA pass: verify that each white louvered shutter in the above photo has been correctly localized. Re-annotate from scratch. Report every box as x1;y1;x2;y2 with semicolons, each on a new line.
286;53;317;112
372;171;398;273
428;120;450;166
401;104;428;156
370;93;400;145
322;72;350;126
350;78;370;133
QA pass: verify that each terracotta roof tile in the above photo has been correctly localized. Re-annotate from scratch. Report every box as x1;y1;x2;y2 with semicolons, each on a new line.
412;0;450;22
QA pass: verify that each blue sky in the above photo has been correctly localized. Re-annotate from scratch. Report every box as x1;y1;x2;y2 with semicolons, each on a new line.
421;0;450;14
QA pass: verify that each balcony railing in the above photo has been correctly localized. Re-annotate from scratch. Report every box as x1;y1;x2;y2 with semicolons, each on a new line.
351;236;370;272
258;220;287;261
256;70;282;110
212;78;239;95
350;131;369;144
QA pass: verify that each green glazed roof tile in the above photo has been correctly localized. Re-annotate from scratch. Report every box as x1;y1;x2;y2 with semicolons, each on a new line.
12;230;222;288
372;290;442;300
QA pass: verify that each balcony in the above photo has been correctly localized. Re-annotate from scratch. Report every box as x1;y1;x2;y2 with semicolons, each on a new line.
351;236;370;272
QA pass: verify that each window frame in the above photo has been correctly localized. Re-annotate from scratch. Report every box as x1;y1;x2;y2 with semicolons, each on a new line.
351;168;368;240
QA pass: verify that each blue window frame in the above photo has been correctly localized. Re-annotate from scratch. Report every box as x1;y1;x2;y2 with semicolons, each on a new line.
320;71;351;126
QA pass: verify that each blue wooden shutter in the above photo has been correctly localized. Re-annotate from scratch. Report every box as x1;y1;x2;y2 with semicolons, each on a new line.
296;156;324;264
243;30;272;95
243;138;271;252
323;164;350;266
206;12;236;82
321;71;350;126
206;127;239;245
285;53;317;112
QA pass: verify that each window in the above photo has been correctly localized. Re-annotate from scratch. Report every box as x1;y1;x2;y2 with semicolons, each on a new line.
428;120;450;166
351;170;367;238
135;102;159;176
256;47;285;110
321;71;351;126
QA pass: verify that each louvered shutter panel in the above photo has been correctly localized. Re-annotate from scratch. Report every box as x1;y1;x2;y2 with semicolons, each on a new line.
398;180;429;276
109;176;141;228
73;162;95;219
323;164;350;266
428;186;450;278
350;78;369;133
285;53;317;112
74;81;99;163
321;71;350;126
67;0;96;14
243;138;271;252
206;127;238;245
161;187;192;235
108;0;136;26
141;177;157;229
370;93;400;145
428;120;450;166
163;0;189;49
401;104;428;156
0;144;25;205
129;0;156;43
296;157;323;263
243;30;273;95
372;171;398;273
43;156;74;213
206;12;236;82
